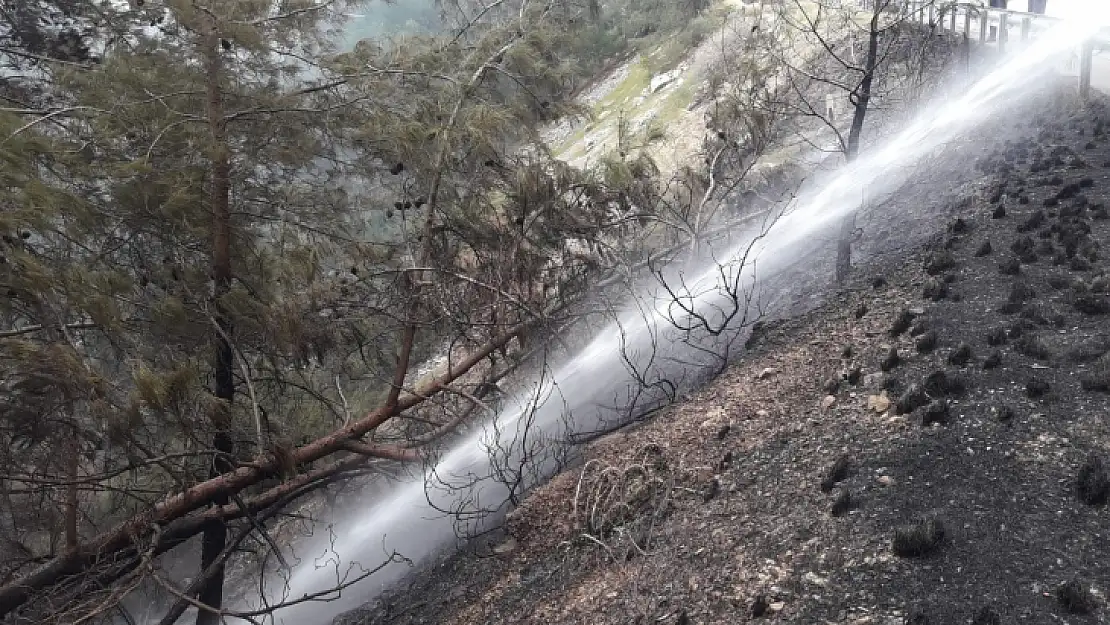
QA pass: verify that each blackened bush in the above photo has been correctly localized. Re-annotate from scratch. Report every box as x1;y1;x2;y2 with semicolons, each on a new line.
881;347;902;372
993;404;1015;422
1026;377;1051;398
1018;210;1046;232
947;343;973;366
915;330;938;353
971;606;1001;625
847;366;862;385
922;399;949;426
1057;579;1098;615
925;250;956;276
1046;273;1072;290
999;258;1021;275
992;205;1007;219
1074;294;1110;315
890;309;914;337
1011;235;1037;262
924;370;967;397
1081;356;1110;392
892;518;945;557
1077;454;1110;506
983;350;1003;370
1008;280;1036;303
986;327;1008;346
1015;334;1053;360
922;277;947;301
831;489;856;517
896;384;928;415
975;240;993;257
820;455;851;493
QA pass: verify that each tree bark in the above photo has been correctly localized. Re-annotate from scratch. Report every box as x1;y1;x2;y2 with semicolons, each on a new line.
835;4;880;285
197;21;235;625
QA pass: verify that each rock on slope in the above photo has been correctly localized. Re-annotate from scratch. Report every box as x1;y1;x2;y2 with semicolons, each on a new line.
338;83;1110;625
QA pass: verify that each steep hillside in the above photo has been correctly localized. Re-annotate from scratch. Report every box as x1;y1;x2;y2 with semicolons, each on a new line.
339;81;1110;625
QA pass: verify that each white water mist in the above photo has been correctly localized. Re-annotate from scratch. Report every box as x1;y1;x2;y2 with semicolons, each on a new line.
239;9;1110;624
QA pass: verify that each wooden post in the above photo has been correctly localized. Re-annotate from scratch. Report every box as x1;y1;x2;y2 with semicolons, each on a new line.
1080;38;1095;101
963;5;972;38
998;12;1008;54
928;1;935;25
949;5;957;32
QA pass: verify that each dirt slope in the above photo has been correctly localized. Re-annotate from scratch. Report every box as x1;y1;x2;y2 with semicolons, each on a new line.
339;82;1110;625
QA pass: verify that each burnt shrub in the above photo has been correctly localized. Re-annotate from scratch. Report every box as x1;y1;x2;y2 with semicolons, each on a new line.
992;205;1007;219
971;606;1001;625
847;366;862;385
1080;355;1110;392
922;278;948;301
921;399;949;426
1074;294;1110;315
1008;280;1037;304
881;347;902;372
1015;334;1053;361
925;250;956;276
892;518;946;558
999;258;1021;275
975;240;993;257
1057;181;1082;200
890;309;914;337
896;384;928;415
915;330;938;354
993;404;1015;422
1057;579;1098;615
1037;239;1056;257
924;370;967;397
881;375;904;395
1068;339;1110;365
1017;210;1046;232
983;350;1003;370
986;327;1008;346
820;455;852;493
905;610;931;625
831;489;856;517
1011;234;1036;256
1046;273;1072;290
1077;454;1110;506
949;217;968;233
947;343;973;366
1026;377;1051;398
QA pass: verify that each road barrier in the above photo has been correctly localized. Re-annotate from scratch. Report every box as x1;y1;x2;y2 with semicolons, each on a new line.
901;1;1108;98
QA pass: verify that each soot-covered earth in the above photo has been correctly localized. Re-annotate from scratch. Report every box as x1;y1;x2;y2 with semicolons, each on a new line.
337;82;1110;625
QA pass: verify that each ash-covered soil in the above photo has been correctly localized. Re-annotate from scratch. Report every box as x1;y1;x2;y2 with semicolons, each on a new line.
337;82;1110;625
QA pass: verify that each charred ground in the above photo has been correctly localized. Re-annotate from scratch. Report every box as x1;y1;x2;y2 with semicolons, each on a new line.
338;83;1110;625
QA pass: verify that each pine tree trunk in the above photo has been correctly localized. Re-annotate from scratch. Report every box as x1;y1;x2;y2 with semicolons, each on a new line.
197;23;235;625
836;6;880;285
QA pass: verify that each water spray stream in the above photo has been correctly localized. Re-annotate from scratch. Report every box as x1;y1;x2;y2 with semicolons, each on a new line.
243;9;1110;624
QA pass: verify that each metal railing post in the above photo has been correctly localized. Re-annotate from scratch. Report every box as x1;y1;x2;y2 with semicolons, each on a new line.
980;8;989;42
1021;16;1030;41
963;4;972;37
949;5;957;32
998;12;1008;53
1080;38;1095;100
